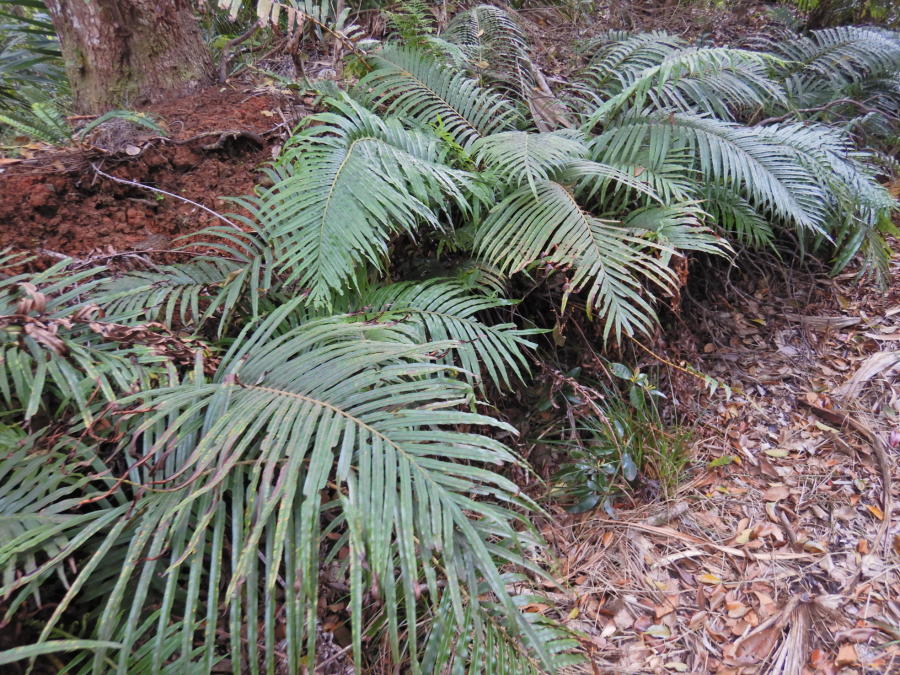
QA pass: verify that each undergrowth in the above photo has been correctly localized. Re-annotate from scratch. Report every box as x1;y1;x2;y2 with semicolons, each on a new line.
0;3;898;672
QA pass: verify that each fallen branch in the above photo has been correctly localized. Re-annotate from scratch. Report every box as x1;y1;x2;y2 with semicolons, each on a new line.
591;518;813;561
219;20;263;83
91;163;243;232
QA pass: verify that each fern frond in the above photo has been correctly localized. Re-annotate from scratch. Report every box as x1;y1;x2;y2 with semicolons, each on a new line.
0;259;166;426
584;46;785;121
764;26;900;87
575;30;686;96
0;96;69;144
353;279;538;390
443;4;533;98
0;309;564;672
93;229;276;336
592;112;831;233
475;179;680;339
247;96;476;307
358;46;521;148
471;130;588;191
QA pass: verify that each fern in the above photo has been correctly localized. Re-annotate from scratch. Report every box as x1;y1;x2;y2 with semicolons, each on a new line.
443;4;533;98
358;46;521;148
0;93;69;143
475;179;680;339
0;303;567;673
247;95;476;306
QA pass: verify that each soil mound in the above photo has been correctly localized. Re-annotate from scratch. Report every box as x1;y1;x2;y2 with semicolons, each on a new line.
0;85;305;260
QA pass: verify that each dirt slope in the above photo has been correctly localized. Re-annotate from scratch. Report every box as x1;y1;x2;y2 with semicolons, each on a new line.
0;85;305;259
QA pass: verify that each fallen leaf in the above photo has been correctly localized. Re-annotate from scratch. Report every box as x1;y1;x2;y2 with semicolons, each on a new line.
734;527;753;545
835;643;858;667
803;540;828;554
762;484;790;501
522;602;551;613
697;573;722;585
865;504;884;520
644;624;671;638
725;625;779;665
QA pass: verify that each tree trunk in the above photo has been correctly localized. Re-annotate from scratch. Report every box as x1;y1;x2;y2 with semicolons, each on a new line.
43;0;214;114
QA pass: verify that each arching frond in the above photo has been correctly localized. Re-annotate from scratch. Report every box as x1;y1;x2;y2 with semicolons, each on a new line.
475;180;679;339
353;279;538;390
0;432;100;598
471;130;588;191
757;27;900;151
592;112;831;233
0;258;168;426
580;144;698;211
622;204;726;258
423;583;582;673
584;47;785;121
701;184;775;248
763;26;900;89
245;96;476;307
1;308;566;673
575;30;686;96
442;4;533;98
358;46;521;148
92;229;276;336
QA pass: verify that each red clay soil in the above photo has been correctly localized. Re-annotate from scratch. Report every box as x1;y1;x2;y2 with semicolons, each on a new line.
0;85;307;260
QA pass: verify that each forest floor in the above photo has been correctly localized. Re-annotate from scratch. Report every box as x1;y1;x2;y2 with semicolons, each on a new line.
1;3;898;672
532;247;900;674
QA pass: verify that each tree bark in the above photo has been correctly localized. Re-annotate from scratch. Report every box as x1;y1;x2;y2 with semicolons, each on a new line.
43;0;214;114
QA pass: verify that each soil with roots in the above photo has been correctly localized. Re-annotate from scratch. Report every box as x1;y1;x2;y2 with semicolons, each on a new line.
0;85;307;263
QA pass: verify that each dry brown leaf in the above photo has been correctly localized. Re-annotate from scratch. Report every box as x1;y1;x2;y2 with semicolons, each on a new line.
697;573;722;585
833;351;900;398
762;484;790;501
835;643;858;667
865;504;884;520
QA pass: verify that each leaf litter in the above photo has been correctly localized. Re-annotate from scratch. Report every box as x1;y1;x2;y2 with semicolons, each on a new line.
532;243;900;673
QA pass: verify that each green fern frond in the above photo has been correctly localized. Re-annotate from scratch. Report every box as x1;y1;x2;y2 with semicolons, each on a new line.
0;258;166;426
93;229;276;336
443;4;533;98
471;130;588;191
352;279;538;390
475;179;680;339
358;46;521;148
764;26;900;87
592;112;831;233
247;96;477;307
0;308;565;672
583;46;785;121
0;96;69;144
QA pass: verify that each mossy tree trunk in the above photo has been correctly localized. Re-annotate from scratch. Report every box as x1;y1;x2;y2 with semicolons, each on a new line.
43;0;214;114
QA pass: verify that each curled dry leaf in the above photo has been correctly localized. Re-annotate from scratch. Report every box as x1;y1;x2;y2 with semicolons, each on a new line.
697;573;722;585
835;643;858;667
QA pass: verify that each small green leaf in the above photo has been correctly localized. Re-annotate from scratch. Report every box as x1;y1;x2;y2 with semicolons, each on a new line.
609;362;633;380
708;455;734;468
